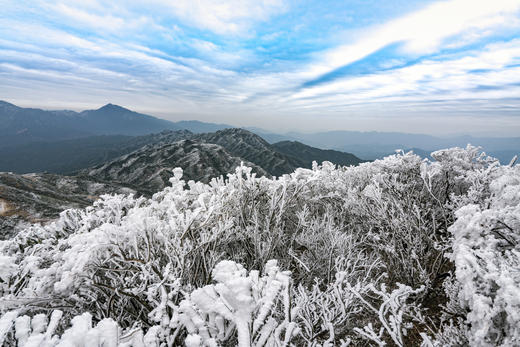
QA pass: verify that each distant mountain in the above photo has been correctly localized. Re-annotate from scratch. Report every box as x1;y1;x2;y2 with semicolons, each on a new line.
0;128;362;176
252;129;520;164
77;103;180;136
82;139;268;195
0;101;182;147
0;100;92;147
82;129;363;194
4;100;518;163
0;172;135;238
272;140;363;167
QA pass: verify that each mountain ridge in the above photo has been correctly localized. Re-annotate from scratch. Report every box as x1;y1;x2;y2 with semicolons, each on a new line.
0;128;364;176
0;101;232;148
82;138;269;195
272;140;364;167
3;100;517;163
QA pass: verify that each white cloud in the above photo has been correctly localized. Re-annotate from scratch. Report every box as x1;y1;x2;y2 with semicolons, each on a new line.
287;40;520;113
151;0;287;35
304;0;520;77
51;3;127;32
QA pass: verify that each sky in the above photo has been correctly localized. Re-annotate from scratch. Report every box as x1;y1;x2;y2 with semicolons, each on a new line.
0;0;519;136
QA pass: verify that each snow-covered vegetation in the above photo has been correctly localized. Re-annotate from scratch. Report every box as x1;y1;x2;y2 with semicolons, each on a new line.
1;146;519;346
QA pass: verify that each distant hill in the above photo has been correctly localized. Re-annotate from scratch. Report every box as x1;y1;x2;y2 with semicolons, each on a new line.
272;140;363;167
194;128;301;177
252;129;520;164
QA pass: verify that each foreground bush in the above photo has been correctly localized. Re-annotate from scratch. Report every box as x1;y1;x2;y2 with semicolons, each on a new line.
1;146;518;346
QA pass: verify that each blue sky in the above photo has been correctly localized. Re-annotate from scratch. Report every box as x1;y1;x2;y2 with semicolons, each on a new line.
0;0;519;135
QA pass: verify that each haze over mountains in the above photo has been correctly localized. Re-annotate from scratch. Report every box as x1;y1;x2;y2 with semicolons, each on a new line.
1;101;518;165
270;131;520;163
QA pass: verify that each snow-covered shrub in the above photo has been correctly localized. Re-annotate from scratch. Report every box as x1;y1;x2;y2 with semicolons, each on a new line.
0;309;163;346
447;163;520;346
179;259;297;347
292;256;383;345
1;146;518;345
351;283;427;346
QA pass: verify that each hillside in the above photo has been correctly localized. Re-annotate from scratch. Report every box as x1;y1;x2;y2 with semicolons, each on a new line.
272;140;363;167
0;130;193;174
83;139;268;195
0;172;135;238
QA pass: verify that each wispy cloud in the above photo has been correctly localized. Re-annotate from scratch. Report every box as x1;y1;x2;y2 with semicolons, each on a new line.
301;0;520;78
149;0;287;35
292;40;520;102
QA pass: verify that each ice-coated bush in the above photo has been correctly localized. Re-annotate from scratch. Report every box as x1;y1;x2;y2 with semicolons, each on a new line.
1;145;519;346
446;163;520;346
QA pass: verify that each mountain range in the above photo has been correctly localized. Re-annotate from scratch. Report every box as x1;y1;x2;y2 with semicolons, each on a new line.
2;100;518;164
257;129;520;163
1;100;519;235
83;138;268;195
0;122;364;176
82;128;364;193
0;100;231;148
0;122;363;234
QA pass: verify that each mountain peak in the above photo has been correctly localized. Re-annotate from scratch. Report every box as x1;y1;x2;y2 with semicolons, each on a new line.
98;103;130;112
